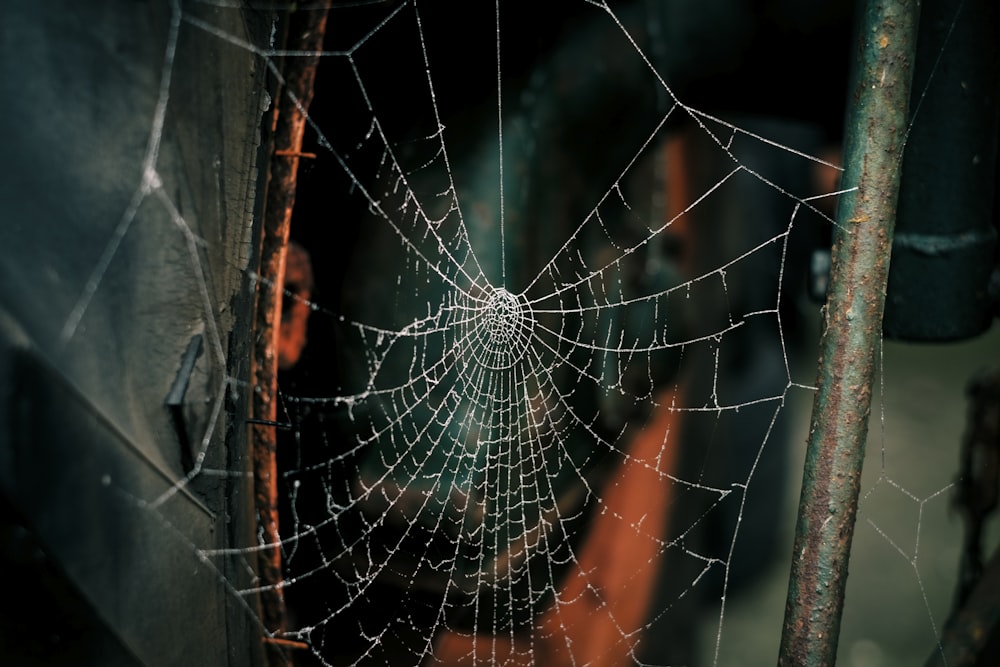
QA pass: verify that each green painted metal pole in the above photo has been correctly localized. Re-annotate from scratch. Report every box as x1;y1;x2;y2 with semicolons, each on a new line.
778;1;920;665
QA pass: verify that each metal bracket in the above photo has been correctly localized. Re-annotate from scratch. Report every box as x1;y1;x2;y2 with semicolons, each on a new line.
166;334;204;473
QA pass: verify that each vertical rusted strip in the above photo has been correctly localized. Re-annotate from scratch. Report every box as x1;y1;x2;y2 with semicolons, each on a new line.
778;1;920;665
252;5;327;661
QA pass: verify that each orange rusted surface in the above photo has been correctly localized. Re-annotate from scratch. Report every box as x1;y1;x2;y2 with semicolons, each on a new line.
251;8;327;660
277;241;314;371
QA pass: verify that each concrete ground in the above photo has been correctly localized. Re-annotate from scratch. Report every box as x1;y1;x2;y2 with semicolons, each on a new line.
701;318;1000;666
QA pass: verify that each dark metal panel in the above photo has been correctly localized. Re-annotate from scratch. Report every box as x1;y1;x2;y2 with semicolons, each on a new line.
0;1;274;665
8;348;227;665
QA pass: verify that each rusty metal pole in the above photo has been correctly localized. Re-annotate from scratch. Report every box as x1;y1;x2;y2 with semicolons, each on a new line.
252;5;327;663
778;1;920;665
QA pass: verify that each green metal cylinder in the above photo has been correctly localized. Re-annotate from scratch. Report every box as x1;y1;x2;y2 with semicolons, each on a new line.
884;0;1000;342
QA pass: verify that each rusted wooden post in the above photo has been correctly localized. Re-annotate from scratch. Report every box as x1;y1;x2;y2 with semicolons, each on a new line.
251;5;327;663
778;1;920;665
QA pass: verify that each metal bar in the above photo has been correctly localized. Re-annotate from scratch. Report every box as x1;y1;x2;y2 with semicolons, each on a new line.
777;1;921;665
251;5;327;664
925;547;1000;666
926;369;1000;666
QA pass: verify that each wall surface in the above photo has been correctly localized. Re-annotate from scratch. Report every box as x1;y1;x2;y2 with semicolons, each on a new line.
0;3;273;664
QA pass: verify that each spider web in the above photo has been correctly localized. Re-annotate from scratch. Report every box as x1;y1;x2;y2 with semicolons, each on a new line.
4;1;997;667
261;3;839;664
